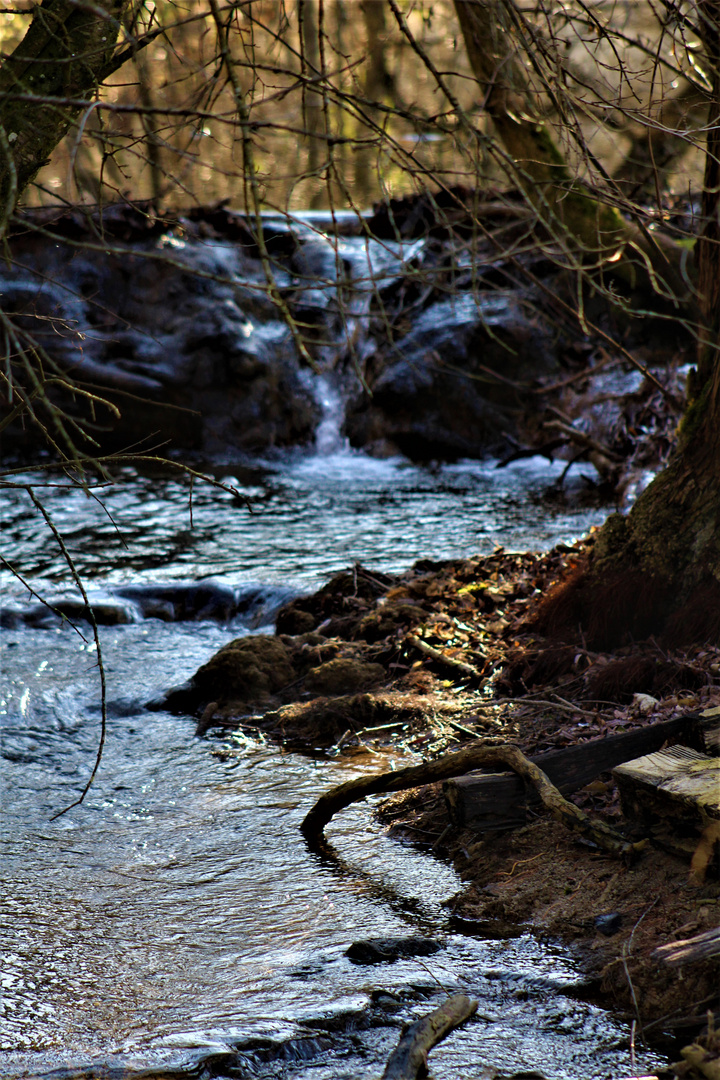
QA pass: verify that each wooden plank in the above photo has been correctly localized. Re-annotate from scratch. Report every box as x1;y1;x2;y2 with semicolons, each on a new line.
444;713;718;830
700;705;720;756
613;746;720;828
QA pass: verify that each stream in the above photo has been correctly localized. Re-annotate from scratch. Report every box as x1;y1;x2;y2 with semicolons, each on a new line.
1;442;668;1079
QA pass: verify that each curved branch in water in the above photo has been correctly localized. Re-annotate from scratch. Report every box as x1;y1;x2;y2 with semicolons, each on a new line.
382;993;478;1080
301;742;645;860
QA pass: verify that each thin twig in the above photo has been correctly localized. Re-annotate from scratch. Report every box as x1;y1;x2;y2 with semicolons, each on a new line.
25;489;108;819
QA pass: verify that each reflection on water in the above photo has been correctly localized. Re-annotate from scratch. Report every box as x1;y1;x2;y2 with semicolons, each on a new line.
0;449;607;591
0;453;665;1078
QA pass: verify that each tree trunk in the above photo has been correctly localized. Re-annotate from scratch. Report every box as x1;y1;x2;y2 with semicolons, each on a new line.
298;0;325;207
533;0;720;649
0;0;131;223
361;0;394;104
453;0;690;301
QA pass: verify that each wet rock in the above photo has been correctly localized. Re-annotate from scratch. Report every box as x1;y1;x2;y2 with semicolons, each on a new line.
1;207;320;457
594;913;623;937
304;658;386;694
3;196;692;466
115;581;241;621
164;634;297;713
344;291;559;460
345;937;443;965
0;581;284;629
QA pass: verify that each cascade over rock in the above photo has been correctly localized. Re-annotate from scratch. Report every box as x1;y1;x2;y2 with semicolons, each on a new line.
1;198;664;463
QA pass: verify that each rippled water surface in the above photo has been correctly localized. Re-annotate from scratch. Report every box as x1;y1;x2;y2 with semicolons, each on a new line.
1;450;607;587
1;450;665;1078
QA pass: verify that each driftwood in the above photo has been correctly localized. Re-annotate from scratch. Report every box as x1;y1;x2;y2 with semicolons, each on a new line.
381;994;478;1080
652;927;720;966
406;634;483;679
445;713;717;830
301;742;645;858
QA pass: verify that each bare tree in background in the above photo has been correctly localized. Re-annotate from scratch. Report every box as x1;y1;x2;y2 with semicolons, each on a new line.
0;0;133;214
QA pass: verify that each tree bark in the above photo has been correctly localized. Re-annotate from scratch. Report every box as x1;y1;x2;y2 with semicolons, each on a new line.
533;0;720;649
298;0;324;205
382;995;478;1080
361;0;394;104
0;0;132;222
696;0;720;389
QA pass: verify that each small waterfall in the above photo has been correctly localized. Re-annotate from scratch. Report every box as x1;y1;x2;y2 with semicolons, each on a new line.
310;372;351;456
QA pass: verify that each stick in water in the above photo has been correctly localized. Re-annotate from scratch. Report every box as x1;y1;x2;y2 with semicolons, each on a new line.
382;993;478;1080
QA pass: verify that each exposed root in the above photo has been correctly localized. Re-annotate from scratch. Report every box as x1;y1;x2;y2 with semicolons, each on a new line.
301;742;644;859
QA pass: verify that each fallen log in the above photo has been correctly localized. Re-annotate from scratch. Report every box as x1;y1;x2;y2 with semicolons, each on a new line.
301;742;645;859
445;712;717;830
381;994;478;1080
652;927;720;966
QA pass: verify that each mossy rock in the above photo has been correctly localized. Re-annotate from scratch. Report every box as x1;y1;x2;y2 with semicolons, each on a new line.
262;693;391;746
304;657;386;695
354;601;429;642
275;566;396;635
276;607;318;635
193;634;296;702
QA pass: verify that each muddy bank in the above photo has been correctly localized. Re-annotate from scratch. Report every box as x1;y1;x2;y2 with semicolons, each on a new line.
163;541;720;1046
382;796;720;1042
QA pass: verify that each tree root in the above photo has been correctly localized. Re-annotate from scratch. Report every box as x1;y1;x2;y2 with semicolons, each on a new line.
381;994;478;1080
301;742;646;860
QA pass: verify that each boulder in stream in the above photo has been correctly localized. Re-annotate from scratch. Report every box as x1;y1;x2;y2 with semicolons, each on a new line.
1;198;568;463
344;291;558;460
1;206;320;457
192;634;297;696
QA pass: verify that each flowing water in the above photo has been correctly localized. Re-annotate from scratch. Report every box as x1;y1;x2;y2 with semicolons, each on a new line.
1;443;668;1079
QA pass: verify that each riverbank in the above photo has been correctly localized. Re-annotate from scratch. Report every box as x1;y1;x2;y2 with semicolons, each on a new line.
174;538;720;1062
